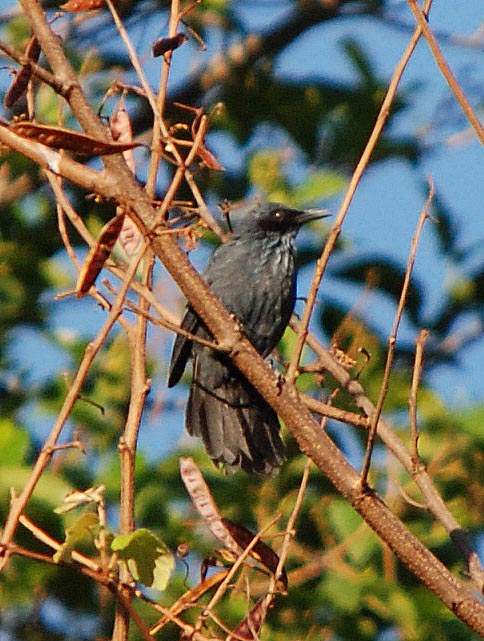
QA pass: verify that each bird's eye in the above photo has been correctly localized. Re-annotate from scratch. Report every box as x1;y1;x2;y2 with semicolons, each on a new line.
273;210;283;219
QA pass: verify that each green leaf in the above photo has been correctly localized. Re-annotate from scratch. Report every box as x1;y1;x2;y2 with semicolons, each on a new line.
342;39;378;88
291;170;346;206
457;406;484;443
0;419;30;466
327;499;361;540
323;571;362;612
248;149;289;198
0;467;72;508
111;528;174;591
152;552;177;592
53;511;99;563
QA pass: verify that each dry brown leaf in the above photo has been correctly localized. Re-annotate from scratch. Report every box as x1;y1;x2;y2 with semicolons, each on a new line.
221;518;287;590
76;213;126;296
4;35;41;109
9;121;140;156
226;596;268;641
180;457;243;556
152;33;189;58
61;0;107;12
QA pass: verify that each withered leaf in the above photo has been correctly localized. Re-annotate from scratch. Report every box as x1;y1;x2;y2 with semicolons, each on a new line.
221;517;288;590
9;121;140;156
180;457;243;557
189;107;224;171
110;95;135;171
60;0;108;11
152;33;189;58
109;98;142;257
76;213;126;296
197;143;224;171
4;35;41;109
226;596;267;641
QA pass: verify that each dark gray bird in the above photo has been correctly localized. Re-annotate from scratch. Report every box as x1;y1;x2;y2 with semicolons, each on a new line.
168;201;329;475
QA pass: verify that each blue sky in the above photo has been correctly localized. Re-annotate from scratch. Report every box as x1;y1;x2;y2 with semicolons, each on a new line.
2;1;484;449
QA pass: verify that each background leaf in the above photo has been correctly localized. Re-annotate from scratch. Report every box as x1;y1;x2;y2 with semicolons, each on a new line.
111;528;174;591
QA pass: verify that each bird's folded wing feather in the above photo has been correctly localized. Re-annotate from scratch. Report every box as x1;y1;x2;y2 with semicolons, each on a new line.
167;308;200;387
187;349;284;475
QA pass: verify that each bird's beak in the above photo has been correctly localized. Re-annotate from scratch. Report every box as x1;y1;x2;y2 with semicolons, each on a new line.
296;208;331;224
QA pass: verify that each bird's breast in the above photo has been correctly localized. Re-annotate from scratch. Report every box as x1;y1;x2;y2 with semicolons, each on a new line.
240;238;296;354
204;233;298;356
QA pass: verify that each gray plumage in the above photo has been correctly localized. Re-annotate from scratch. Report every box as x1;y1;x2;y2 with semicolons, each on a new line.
168;201;328;475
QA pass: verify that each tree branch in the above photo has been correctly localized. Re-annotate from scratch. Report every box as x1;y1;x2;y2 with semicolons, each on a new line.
5;0;484;635
291;318;484;591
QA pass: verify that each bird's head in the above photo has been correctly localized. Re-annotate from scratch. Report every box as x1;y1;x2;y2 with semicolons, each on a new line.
233;201;330;237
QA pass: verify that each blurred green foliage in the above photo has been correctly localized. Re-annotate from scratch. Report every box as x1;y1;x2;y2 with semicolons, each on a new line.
1;1;484;640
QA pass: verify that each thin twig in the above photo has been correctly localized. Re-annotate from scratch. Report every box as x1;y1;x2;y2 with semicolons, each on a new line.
54;181;81;270
392;481;427;511
359;180;433;487
22;532;215;639
0;37;67;96
104;0;164;135
105;0;223;237
194;514;282;635
146;0;181;197
407;0;484;147
290;316;484;589
409;329;429;466
107;49;156;641
285;0;434;385
270;460;311;587
210;464;309;637
300;395;369;429
6;542;154;641
19;514;101;572
0;239;147;571
46;174;135;335
112;258;153;641
103;278;224;352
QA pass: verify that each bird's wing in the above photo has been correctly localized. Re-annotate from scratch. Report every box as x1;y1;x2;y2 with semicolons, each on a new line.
167;307;200;387
186;349;285;475
203;237;295;355
167;244;233;389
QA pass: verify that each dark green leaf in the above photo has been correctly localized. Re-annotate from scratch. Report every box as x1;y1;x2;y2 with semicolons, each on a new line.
53;511;99;563
111;528;174;591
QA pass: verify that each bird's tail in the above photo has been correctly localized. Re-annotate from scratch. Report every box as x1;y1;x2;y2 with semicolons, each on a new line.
186;362;285;476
